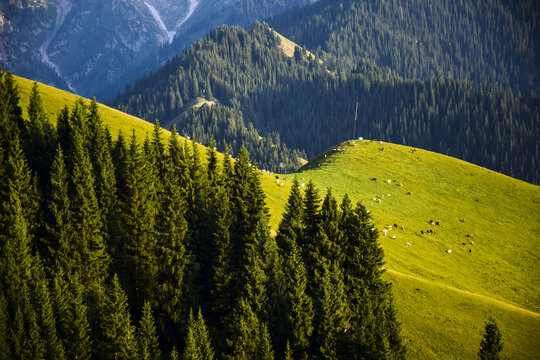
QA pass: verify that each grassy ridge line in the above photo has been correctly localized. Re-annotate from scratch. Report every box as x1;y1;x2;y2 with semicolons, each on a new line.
16;75;160;139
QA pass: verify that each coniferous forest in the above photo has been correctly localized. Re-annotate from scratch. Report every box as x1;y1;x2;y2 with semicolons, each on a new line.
0;71;406;358
111;22;540;184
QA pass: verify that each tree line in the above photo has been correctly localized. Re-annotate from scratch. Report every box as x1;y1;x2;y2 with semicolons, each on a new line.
111;23;539;183
0;72;406;358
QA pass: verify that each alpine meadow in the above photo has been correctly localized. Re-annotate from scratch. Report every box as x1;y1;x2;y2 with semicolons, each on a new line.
1;0;539;359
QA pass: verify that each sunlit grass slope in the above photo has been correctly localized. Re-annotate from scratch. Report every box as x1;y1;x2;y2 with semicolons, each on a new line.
261;140;540;359
16;75;539;359
16;75;160;139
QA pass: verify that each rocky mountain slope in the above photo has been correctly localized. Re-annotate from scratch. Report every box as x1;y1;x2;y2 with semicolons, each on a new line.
0;0;313;98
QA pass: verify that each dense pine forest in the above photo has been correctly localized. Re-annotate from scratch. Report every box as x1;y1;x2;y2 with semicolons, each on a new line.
268;0;540;94
0;71;406;358
111;23;540;183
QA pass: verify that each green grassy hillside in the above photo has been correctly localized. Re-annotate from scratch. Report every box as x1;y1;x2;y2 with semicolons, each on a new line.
15;75;540;359
262;140;540;359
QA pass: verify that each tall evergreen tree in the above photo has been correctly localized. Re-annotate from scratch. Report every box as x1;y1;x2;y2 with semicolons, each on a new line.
69;130;110;288
0;292;12;360
225;298;261;360
285;244;314;360
44;146;74;272
182;309;215;360
276;177;303;253
99;274;137;360
479;316;503;360
137;301;161;360
118;132;159;311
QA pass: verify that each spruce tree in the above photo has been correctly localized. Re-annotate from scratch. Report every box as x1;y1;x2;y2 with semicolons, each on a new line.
256;322;275;360
479;316;503;360
284;341;293;360
156;154;189;333
99;274;137;360
285;244;314;360
45;146;74;273
118;132;159;311
25;82;56;184
319;188;342;264
69;130;110;288
137;301;161;360
0;292;12;360
276;177;303;254
225;298;261;360
182;309;215;360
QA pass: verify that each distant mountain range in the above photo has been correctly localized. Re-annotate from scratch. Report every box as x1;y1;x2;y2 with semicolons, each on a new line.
0;0;314;98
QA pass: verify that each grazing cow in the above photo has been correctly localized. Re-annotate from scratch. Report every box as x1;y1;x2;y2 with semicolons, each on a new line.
387;179;392;183
467;234;475;238
301;183;305;187
407;192;413;195
406;242;411;246
399;183;403;187
436;221;439;225
394;224;398;228
401;225;404;230
469;249;472;253
460;219;466;222
421;230;424;234
280;183;284;187
471;241;475;245
383;229;388;236
446;250;452;253
378;199;381;203
276;179;279;183
462;243;466;245
370;178;377;181
392;235;396;239
434;231;438;235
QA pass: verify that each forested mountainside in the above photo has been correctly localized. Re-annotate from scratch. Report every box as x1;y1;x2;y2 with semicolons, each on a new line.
0;71;405;359
112;23;540;183
268;0;540;94
0;0;313;98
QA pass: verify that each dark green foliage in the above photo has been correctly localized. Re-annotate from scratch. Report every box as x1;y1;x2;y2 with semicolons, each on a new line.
118;133;159;310
0;74;411;360
137;301;161;360
69;130;110;288
182;309;215;360
285;244;314;360
269;0;539;93
224;298;261;360
276;177;304;253
112;22;540;184
99;274;137;360
479;316;504;360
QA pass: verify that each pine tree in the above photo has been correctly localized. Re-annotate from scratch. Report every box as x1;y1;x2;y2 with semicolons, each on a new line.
31;264;66;360
25;82;56;183
276;177;303;254
479;316;503;360
182;309;215;360
284;341;293;360
319;188;342;264
69;130;110;288
45;146;74;273
256;322;274;360
225;298;261;360
285;244;314;360
0;292;12;360
99;274;137;359
54;274;92;360
156;154;189;334
0;138;35;305
137;301;161;360
118;132;159;311
314;264;349;360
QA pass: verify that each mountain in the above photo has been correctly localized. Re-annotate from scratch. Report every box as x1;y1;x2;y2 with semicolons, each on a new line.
0;0;314;98
111;23;540;183
267;0;540;94
12;74;540;359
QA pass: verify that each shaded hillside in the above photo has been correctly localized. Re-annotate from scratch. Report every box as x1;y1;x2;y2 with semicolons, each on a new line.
268;0;540;93
111;23;540;183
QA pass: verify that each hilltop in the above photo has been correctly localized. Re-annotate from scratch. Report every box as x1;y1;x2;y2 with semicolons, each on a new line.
14;75;540;359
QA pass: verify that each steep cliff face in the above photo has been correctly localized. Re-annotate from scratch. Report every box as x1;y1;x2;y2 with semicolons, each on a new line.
0;0;314;98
